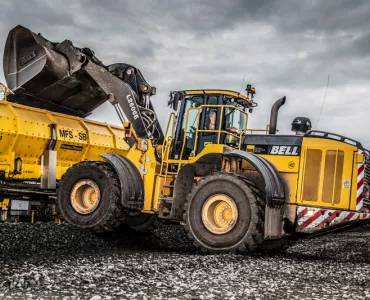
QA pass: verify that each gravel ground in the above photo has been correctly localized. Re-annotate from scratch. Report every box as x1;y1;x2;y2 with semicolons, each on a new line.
0;223;370;300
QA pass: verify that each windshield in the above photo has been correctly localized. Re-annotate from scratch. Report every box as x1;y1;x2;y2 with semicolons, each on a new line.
182;96;202;131
224;107;247;131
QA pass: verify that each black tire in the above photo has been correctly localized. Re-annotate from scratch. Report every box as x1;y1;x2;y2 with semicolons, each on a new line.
122;213;157;232
183;173;265;254
57;161;122;233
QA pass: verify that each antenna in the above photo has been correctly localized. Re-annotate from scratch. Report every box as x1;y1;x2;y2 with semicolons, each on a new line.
239;75;246;93
316;74;330;128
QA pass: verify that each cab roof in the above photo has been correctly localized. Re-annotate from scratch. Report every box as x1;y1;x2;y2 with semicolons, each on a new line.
184;89;251;103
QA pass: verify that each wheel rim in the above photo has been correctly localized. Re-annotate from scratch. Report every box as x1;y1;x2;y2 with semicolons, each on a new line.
70;179;101;214
201;194;238;234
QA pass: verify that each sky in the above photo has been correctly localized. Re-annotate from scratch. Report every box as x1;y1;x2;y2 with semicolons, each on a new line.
0;0;369;148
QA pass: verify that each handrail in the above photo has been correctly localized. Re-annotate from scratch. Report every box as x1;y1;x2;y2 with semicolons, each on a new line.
0;82;14;101
160;136;173;175
180;104;250;158
160;112;176;176
164;112;176;139
305;130;364;149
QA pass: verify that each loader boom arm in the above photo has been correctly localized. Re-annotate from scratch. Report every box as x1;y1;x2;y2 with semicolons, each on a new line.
3;25;163;143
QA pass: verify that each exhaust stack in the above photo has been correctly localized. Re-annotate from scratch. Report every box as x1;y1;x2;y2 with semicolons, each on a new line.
269;96;286;134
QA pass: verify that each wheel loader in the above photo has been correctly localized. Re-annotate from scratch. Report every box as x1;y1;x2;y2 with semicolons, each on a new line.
0;25;369;253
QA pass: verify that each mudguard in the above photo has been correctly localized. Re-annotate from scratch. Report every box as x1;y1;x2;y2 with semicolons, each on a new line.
100;153;144;211
172;149;286;220
227;150;286;207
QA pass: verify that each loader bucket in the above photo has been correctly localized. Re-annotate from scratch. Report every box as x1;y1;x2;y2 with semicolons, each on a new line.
3;25;107;117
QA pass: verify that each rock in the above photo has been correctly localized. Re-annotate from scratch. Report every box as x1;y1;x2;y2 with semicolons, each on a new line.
1;223;370;299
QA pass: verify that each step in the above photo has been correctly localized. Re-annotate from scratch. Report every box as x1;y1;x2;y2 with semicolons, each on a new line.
160;197;173;203
159;197;173;219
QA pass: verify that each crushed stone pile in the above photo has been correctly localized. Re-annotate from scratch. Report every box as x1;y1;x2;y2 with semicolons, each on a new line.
0;222;370;299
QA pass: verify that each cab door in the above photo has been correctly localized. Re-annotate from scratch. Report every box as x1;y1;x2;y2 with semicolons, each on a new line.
297;137;356;210
195;95;221;154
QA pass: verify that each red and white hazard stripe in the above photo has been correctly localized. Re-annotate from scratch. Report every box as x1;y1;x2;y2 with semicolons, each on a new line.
357;150;365;212
360;212;370;220
297;206;370;233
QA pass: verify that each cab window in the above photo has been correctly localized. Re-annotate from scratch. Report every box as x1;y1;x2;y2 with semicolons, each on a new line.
203;96;219;131
224;107;247;132
181;96;203;159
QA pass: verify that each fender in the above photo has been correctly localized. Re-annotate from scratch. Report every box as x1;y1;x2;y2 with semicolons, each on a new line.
172;149;286;220
100;153;144;211
227;150;285;207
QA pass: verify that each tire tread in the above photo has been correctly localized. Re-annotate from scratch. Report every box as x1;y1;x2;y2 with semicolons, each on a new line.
183;172;266;254
57;161;122;233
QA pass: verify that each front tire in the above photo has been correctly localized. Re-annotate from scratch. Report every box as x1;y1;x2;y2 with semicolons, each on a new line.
183;173;265;254
57;161;122;233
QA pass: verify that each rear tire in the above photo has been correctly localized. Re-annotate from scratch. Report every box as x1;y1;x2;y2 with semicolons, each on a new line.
122;213;157;232
183;173;265;254
57;161;122;233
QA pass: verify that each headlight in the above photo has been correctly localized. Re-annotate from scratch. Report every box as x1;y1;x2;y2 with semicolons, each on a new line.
306;209;315;217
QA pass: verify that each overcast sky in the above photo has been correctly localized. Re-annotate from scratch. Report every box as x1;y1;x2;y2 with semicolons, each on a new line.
1;0;370;148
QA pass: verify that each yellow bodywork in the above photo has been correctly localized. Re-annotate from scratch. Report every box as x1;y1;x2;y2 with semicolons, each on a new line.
0;100;131;180
158;97;365;214
0;198;9;208
0;86;365;222
0;99;161;214
254;137;362;211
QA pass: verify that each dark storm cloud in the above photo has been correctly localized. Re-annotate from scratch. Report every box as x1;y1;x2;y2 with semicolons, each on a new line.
274;0;370;34
0;0;369;147
82;0;276;33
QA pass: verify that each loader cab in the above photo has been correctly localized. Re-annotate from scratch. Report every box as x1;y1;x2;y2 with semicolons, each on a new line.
168;89;255;160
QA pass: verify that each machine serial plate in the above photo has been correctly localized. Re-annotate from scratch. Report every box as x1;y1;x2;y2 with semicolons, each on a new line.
60;144;83;151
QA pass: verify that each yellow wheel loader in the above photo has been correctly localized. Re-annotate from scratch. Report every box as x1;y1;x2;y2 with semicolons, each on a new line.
1;25;369;253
